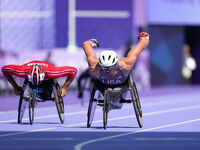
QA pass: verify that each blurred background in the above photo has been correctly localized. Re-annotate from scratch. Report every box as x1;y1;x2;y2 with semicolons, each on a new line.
0;0;200;95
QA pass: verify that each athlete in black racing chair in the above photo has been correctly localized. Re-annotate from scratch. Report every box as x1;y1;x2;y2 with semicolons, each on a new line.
82;32;149;129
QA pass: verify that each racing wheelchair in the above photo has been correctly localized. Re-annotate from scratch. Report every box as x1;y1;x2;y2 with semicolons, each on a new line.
18;78;64;125
87;75;142;129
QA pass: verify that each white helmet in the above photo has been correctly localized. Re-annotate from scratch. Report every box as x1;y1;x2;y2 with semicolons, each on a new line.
99;50;118;67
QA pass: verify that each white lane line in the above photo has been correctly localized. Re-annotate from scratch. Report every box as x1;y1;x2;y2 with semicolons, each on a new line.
74;118;200;150
1;90;199;115
0;109;101;124
0;104;200;138
133;137;200;141
1;92;200;123
12;137;73;141
0;105;200;124
0;122;87;138
0;103;82;115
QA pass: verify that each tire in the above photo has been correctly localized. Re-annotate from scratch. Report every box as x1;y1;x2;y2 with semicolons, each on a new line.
87;87;97;128
128;76;142;128
53;79;64;124
130;88;142;128
18;79;28;124
29;88;35;125
132;82;142;117
103;90;109;129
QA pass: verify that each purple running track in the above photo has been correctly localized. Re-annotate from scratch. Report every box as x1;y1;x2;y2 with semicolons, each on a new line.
0;85;200;150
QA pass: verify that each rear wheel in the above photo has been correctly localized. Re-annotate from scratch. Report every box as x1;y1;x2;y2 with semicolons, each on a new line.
53;79;64;123
132;82;142;117
18;79;28;123
29;88;35;125
103;90;109;129
130;88;142;128
128;75;142;128
87;87;97;127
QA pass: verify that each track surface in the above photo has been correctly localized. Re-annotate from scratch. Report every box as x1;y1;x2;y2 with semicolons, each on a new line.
0;86;200;150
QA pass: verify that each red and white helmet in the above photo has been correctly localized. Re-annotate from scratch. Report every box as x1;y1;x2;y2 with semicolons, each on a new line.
27;64;45;85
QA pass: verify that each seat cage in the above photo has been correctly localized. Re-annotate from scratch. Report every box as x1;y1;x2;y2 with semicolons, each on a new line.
87;74;142;129
27;79;55;102
92;75;133;102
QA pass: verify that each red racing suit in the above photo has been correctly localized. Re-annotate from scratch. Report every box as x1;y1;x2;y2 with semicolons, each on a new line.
1;60;77;80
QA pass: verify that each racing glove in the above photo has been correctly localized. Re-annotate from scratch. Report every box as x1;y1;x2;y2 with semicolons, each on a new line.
89;39;100;47
138;32;149;40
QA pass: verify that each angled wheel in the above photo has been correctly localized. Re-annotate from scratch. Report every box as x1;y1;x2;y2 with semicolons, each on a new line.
103;90;109;129
29;88;35;125
128;76;142;128
132;82;142;117
130;88;142;128
87;87;97;127
18;79;28;124
53;79;64;123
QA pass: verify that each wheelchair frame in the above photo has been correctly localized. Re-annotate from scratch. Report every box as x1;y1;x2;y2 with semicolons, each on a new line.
18;78;64;125
87;75;142;129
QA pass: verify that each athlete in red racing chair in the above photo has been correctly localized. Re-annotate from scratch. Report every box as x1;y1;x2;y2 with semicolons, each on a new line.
1;60;77;97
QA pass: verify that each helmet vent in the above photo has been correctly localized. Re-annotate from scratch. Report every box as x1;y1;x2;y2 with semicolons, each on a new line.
108;55;111;60
102;56;105;61
112;58;115;64
33;74;37;85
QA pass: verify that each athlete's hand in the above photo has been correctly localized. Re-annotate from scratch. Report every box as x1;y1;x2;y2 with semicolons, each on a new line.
88;39;100;47
138;32;149;40
60;87;67;97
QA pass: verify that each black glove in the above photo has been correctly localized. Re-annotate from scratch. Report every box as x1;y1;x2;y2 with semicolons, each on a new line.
89;39;100;47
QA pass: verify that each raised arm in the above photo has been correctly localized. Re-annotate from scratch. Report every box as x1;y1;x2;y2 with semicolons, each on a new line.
82;39;99;69
121;32;149;69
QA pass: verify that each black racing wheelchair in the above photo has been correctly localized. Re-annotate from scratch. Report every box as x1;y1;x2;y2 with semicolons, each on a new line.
87;75;142;129
18;78;64;125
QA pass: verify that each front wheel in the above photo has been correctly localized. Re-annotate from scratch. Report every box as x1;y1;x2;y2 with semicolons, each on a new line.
29;88;35;125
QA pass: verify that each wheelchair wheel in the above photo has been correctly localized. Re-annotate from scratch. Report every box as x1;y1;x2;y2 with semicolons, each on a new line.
53;79;64;124
18;79;28;123
132;82;142;117
128;76;142;128
103;90;109;129
87;87;97;127
130;88;142;128
29;88;36;125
